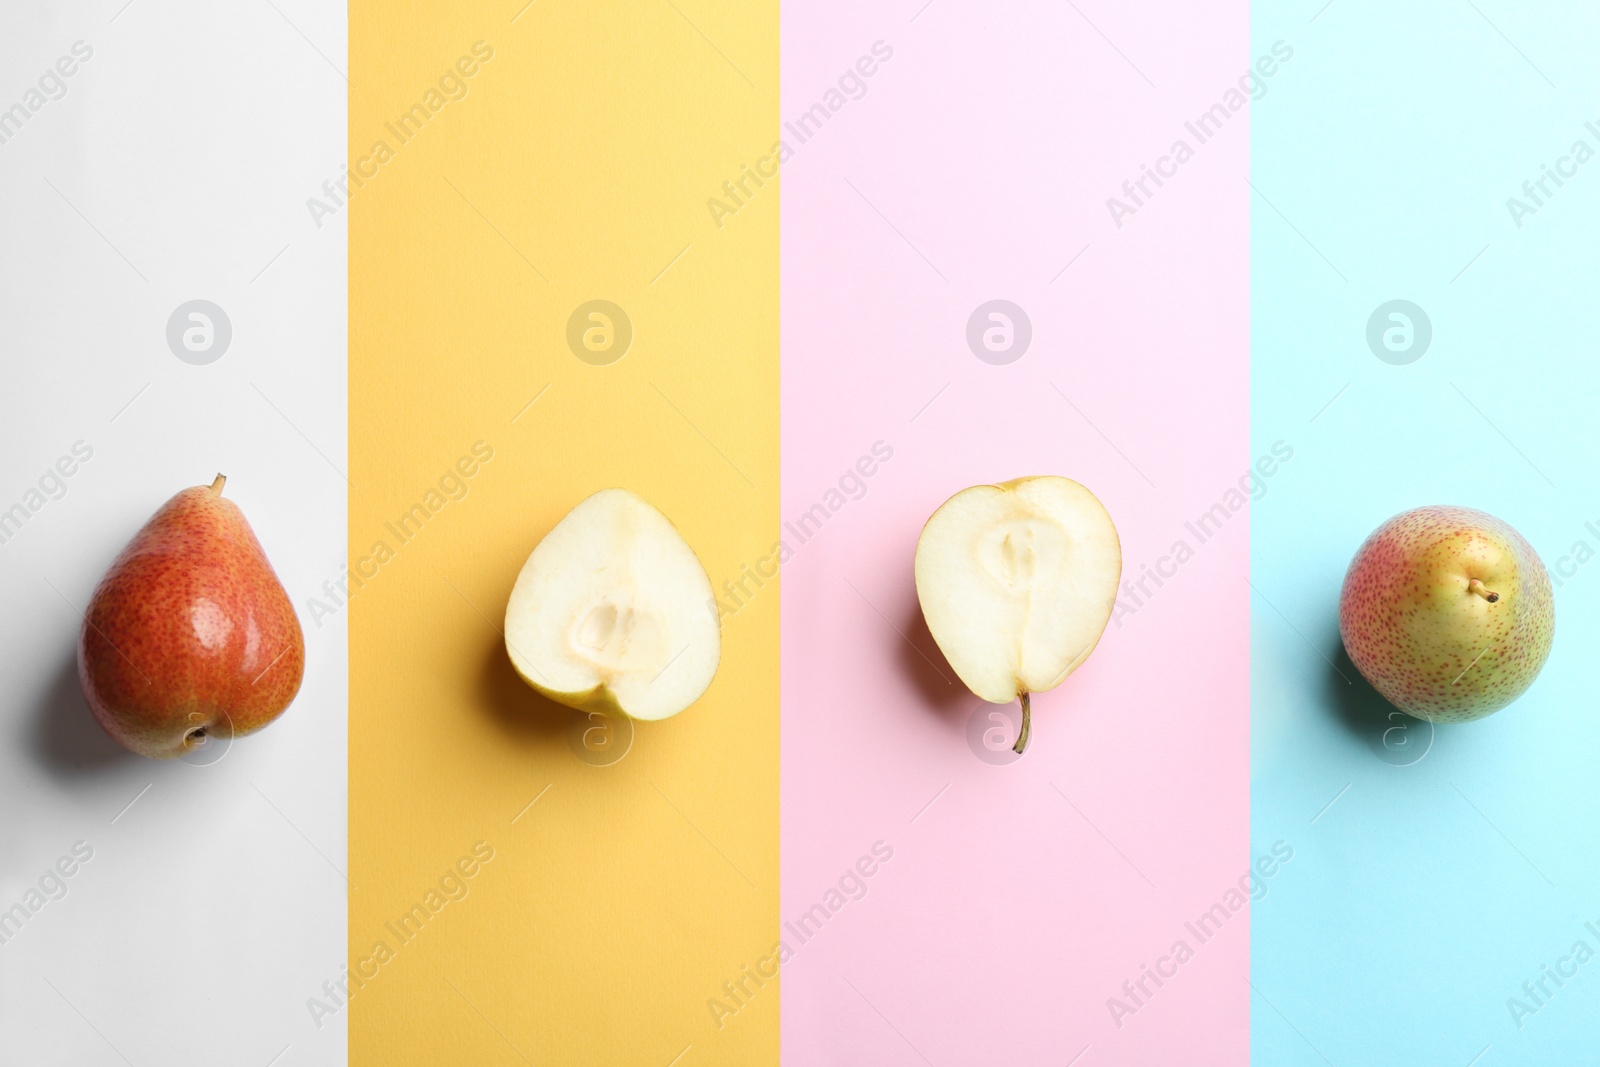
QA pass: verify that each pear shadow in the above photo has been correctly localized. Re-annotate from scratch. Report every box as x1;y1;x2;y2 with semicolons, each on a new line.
1323;631;1448;767
898;599;969;727
30;653;139;776
1324;638;1393;739
476;633;574;746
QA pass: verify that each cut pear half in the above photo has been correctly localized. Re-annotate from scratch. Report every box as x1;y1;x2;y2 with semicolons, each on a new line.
914;476;1121;753
504;488;720;721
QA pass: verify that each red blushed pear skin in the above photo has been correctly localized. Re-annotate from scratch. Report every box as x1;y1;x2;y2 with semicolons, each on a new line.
77;475;305;758
1338;506;1554;725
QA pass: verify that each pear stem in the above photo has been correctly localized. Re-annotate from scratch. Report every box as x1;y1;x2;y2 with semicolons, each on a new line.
1013;692;1031;754
1468;579;1499;603
209;473;227;496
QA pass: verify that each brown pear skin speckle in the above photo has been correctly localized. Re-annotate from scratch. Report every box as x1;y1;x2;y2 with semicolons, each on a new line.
77;477;305;758
1338;506;1553;724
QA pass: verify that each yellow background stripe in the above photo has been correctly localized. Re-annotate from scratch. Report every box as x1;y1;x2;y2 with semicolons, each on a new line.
350;2;777;1062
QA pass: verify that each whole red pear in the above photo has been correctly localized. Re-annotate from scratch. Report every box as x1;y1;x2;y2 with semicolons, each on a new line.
77;475;305;758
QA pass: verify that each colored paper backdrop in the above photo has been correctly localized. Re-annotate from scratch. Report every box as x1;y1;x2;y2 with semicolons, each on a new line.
0;3;346;1064
349;2;778;1064
1250;2;1600;1064
780;2;1250;1064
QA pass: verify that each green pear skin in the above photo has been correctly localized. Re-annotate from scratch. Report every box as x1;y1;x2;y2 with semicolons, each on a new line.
1338;506;1553;724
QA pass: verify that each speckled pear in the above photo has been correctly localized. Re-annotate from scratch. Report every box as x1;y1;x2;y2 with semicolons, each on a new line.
77;475;305;758
1338;506;1553;723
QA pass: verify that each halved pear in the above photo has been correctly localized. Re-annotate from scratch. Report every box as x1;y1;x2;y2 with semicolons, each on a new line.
914;476;1121;753
504;488;720;721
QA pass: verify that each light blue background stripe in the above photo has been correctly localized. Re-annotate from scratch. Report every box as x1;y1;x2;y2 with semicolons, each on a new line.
1251;2;1600;1064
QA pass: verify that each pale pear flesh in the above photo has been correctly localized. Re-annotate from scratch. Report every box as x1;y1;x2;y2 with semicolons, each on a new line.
914;477;1121;750
504;489;720;721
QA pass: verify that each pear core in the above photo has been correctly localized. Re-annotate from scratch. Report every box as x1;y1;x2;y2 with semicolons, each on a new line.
914;476;1121;753
505;489;720;721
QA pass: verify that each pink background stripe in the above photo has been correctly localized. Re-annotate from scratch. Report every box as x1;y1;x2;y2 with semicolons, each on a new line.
779;2;1250;1063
